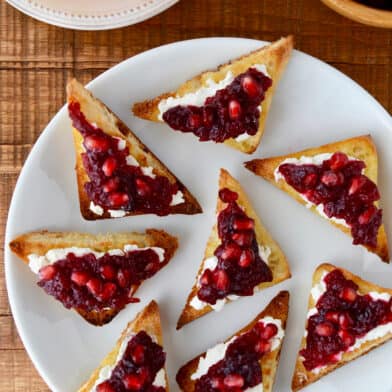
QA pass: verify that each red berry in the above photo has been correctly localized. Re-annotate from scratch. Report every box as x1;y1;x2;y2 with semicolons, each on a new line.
358;205;377;225
96;381;115;392
135;178;150;197
131;344;145;365
86;278;102;296
304;173;318;187
315;322;334;337
340;287;357;302
330;152;349;170
232;232;253;247
39;265;57;281
242;75;260;97
108;192;129;208
325;311;340;323
70;271;90;286
233;217;254;231
228;100;242;120
321;171;344;187
338;312;353;329
123;374;143;390
102;157;117;177
238;249;254;267
219;188;238;203
338;329;355;347
255;340;272;354
200;270;212;286
84;135;109;152
220;243;241;261
103;178;120;193
214;270;229;291
260;323;278;340
117;269;130;288
348;176;366;195
188;114;201;128
99;282;117;301
100;265;117;280
223;374;244;388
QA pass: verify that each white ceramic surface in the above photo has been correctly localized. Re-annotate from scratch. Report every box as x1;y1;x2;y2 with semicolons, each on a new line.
5;38;392;392
5;0;178;30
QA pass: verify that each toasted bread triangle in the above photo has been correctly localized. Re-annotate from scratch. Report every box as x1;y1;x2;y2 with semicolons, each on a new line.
245;135;389;262
79;300;169;391
9;230;178;326
132;36;293;154
67;79;202;220
177;169;290;329
292;263;392;391
176;291;289;392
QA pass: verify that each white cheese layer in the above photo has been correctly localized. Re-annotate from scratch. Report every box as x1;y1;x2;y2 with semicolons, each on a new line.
190;316;284;390
273;153;363;228
190;245;272;311
28;244;165;274
157;64;271;142
91;333;166;391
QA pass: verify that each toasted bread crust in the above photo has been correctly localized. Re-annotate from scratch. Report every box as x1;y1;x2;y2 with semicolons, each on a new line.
67;79;202;220
245;135;389;262
9;230;178;326
132;36;294;154
176;169;291;329
292;263;392;391
79;300;169;391
176;291;289;392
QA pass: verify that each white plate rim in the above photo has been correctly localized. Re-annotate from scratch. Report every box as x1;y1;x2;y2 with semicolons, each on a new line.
5;0;179;30
4;37;392;391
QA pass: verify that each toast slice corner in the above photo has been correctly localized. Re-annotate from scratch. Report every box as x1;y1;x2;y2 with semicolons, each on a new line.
291;263;392;391
177;290;290;392
244;135;389;262
132;36;294;154
66;78;202;220
176;169;291;329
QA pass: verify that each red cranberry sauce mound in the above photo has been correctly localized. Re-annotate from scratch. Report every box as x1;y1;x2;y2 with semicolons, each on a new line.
300;269;392;371
278;152;382;247
194;319;280;391
68;101;180;216
196;188;272;306
96;331;166;392
162;67;272;143
37;247;163;312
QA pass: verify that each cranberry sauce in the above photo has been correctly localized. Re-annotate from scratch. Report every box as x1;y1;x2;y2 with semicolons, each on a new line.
301;269;392;371
68;101;180;216
37;248;163;312
196;188;272;306
278;152;382;247
162;68;272;143
194;320;279;391
96;331;166;392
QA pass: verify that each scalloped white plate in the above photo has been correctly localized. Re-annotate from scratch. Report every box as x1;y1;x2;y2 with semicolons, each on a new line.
6;0;178;30
5;38;392;392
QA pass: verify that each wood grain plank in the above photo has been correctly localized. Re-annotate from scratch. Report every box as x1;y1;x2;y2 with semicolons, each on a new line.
0;316;24;349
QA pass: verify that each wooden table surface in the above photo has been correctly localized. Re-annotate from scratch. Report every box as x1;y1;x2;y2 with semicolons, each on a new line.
1;0;391;390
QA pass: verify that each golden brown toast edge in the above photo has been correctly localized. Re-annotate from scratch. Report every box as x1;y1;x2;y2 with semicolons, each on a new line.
9;230;178;326
176;290;289;392
176;169;291;329
132;36;294;154
79;300;169;391
67;79;202;220
244;135;389;262
292;263;392;391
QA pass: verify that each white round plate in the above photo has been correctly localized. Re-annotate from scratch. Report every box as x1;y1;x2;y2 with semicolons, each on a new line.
5;0;178;30
5;38;392;392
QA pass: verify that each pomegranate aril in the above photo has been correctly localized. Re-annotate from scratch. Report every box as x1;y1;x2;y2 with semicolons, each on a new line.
214;270;229;291
233;217;254;230
348;176;366;195
220;243;241;260
136;178;151;197
109;192;129;208
315;322;334;337
340;287;357;302
138;367;150;383
210;377;224;389
304;173;318;187
241;75;260;97
99;282;117;301
321;171;344;187
339;312;353;329
39;265;57;281
96;381;115;392
325;311;340;323
260;323;278;339
232;232;253;247
200;270;212;286
219;188;238;203
228;100;242;120
223;374;244;388
358;206;377;225
117;269;130;288
103;178;119;193
84;135;109;152
102;157;117;177
123;374;143;390
131;344;145;365
239;249;254;267
188;114;201;128
255;340;272;354
330;152;349;170
338;329;355;347
86;278;102;296
100;265;117;280
71;271;90;286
